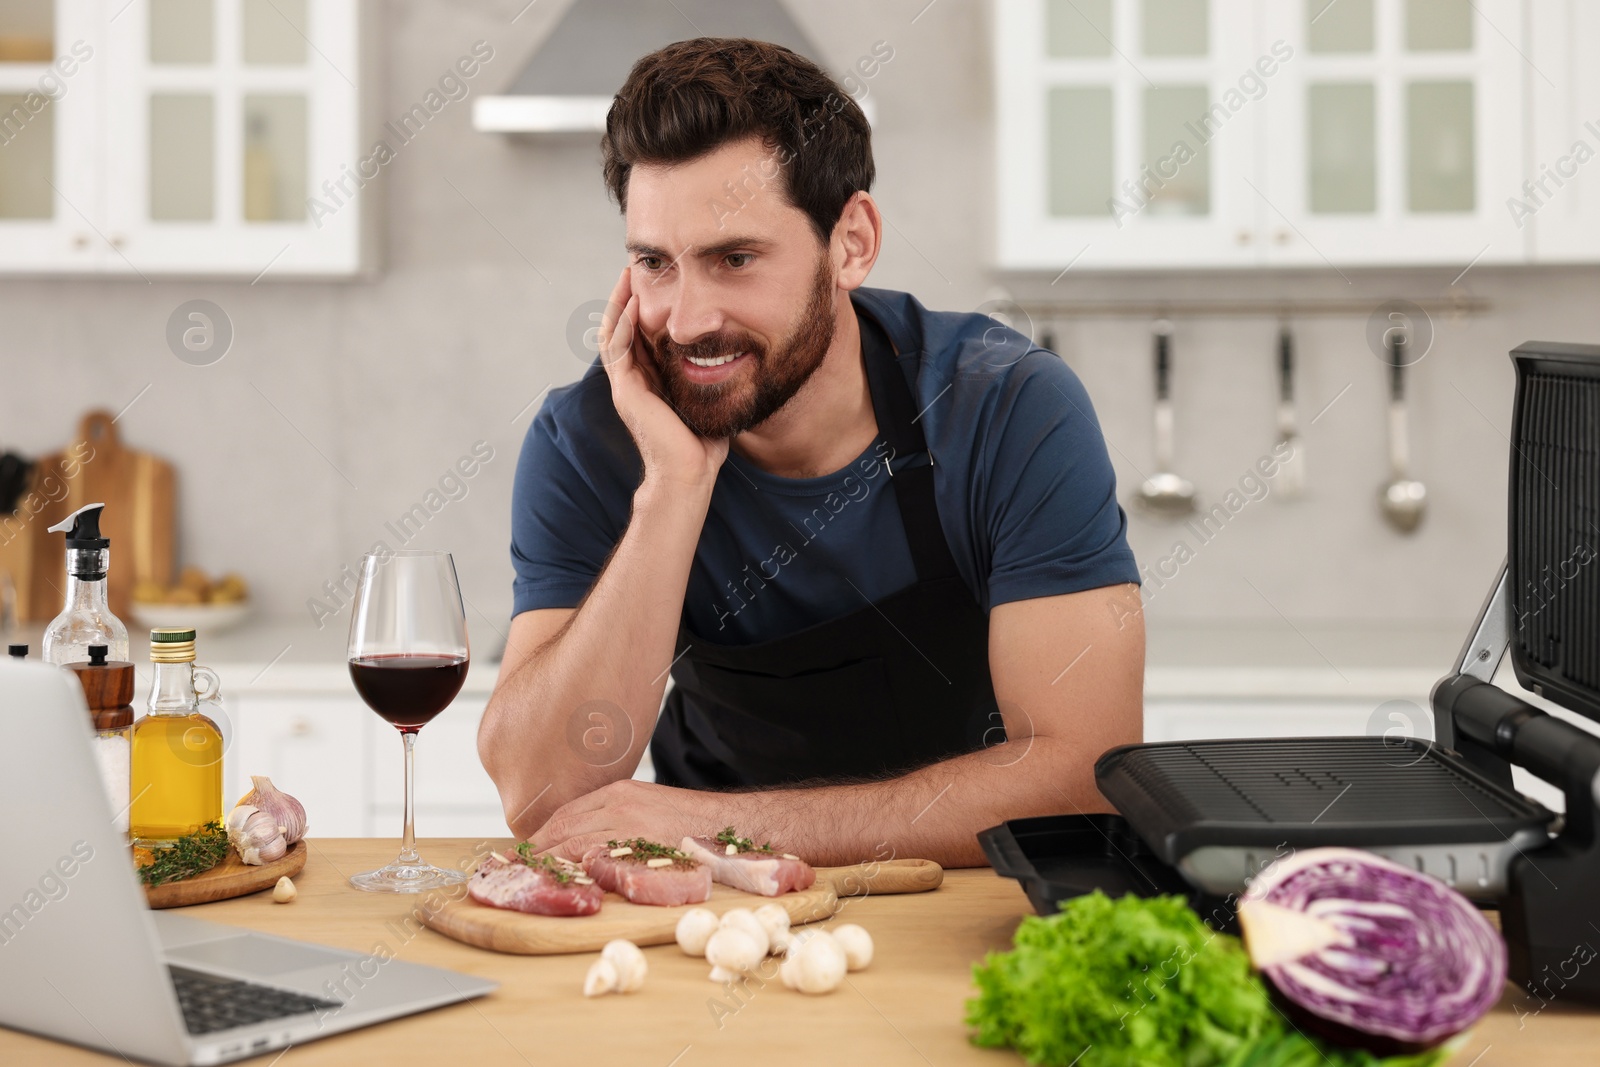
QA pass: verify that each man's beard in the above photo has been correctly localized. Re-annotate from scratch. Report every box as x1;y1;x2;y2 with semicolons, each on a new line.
645;255;837;440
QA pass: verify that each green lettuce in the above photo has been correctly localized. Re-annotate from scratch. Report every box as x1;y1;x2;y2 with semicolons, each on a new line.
966;892;1451;1067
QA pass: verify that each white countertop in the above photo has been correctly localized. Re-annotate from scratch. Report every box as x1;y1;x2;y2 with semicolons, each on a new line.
7;616;1470;701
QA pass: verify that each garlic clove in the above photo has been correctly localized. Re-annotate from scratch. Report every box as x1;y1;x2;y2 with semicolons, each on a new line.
236;776;307;845
226;804;289;866
272;876;296;903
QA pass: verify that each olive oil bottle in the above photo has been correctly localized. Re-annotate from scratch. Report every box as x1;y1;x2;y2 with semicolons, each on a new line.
130;628;224;846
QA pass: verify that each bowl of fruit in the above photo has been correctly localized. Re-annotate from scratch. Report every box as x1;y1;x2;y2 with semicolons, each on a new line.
132;568;251;635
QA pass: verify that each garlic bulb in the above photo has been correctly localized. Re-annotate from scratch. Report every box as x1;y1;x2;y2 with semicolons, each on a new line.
236;776;307;844
225;804;287;865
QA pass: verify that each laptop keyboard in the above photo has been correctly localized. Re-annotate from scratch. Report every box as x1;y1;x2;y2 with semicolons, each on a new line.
168;965;344;1035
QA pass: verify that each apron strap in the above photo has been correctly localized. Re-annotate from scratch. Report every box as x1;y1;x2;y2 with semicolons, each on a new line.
860;311;960;584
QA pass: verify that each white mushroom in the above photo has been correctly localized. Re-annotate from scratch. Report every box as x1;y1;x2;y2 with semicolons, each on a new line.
831;923;873;970
583;957;619;997
601;939;648;992
718;907;770;958
705;927;764;982
780;929;848;994
675;907;720;957
754;902;792;954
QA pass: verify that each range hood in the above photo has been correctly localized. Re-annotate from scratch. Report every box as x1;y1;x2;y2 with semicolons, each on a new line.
474;0;865;134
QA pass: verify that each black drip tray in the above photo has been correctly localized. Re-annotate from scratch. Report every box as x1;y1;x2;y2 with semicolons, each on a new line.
978;813;1238;930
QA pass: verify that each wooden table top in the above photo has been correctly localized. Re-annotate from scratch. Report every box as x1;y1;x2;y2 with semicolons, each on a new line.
1;837;1592;1065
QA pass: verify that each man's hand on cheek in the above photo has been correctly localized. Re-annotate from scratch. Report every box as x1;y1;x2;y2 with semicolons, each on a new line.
525;779;734;861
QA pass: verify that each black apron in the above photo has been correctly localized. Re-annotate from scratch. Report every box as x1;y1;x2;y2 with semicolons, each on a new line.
650;309;1003;789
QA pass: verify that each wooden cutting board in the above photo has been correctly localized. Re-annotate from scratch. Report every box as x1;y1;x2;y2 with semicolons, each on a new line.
26;410;175;621
142;841;306;909
422;858;943;955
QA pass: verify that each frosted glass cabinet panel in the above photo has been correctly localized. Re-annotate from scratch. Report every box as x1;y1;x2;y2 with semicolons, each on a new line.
996;0;1263;269
996;0;1568;269
0;0;100;267
1260;0;1524;266
0;0;364;275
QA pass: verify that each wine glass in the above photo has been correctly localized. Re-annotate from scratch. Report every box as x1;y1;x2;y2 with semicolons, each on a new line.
346;550;470;892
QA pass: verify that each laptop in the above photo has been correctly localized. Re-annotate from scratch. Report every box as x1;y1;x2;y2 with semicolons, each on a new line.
0;660;497;1066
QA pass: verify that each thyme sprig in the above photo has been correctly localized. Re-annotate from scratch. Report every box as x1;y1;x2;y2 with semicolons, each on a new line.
713;826;774;854
136;821;229;887
605;837;695;866
513;842;577;884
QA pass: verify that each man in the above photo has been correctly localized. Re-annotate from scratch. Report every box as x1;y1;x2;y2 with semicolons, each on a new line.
479;37;1143;868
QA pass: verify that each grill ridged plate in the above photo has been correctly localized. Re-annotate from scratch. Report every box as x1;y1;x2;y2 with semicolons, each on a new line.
1509;343;1600;721
1096;736;1552;867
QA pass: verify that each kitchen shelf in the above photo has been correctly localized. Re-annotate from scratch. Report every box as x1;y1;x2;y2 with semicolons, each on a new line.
1012;294;1490;319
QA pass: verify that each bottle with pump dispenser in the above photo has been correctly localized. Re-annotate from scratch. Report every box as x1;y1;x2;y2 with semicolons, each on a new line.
130;628;224;846
42;503;129;666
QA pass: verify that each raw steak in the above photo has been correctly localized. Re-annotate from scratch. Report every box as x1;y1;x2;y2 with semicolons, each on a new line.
581;840;712;906
680;835;817;896
467;850;604;916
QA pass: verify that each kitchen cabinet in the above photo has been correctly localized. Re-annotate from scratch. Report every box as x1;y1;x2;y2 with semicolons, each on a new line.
225;694;375;837
218;687;658;840
994;0;1587;270
0;0;368;276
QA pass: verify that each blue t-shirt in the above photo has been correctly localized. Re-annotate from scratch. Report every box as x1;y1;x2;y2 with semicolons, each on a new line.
510;286;1139;642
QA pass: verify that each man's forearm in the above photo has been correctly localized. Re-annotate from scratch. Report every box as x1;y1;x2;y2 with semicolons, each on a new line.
481;477;711;834
723;735;1111;869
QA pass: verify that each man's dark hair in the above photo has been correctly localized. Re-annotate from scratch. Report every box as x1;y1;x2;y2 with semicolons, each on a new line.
601;37;874;246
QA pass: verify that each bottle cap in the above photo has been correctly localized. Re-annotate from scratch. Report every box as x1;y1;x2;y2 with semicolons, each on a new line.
47;503;110;551
150;627;197;663
6;644;25;659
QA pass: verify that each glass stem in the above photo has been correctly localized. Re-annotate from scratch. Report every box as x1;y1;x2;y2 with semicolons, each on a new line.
398;731;419;866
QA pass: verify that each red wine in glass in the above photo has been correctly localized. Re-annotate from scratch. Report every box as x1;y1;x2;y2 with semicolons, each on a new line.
346;550;471;893
348;653;467;732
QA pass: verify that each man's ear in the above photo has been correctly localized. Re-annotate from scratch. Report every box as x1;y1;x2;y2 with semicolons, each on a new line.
831;191;881;291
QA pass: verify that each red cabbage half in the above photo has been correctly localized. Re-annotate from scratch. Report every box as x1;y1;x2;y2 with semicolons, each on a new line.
1238;847;1506;1050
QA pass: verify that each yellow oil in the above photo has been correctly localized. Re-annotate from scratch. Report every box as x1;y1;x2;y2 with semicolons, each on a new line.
130;712;223;845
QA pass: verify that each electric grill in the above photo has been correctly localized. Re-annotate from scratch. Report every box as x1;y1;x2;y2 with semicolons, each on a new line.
981;340;1600;1002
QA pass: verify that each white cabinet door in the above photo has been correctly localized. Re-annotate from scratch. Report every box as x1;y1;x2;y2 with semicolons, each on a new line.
995;0;1267;270
100;0;362;276
1145;698;1435;743
0;0;104;272
1524;0;1600;262
230;694;373;837
371;695;511;840
1259;0;1528;267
